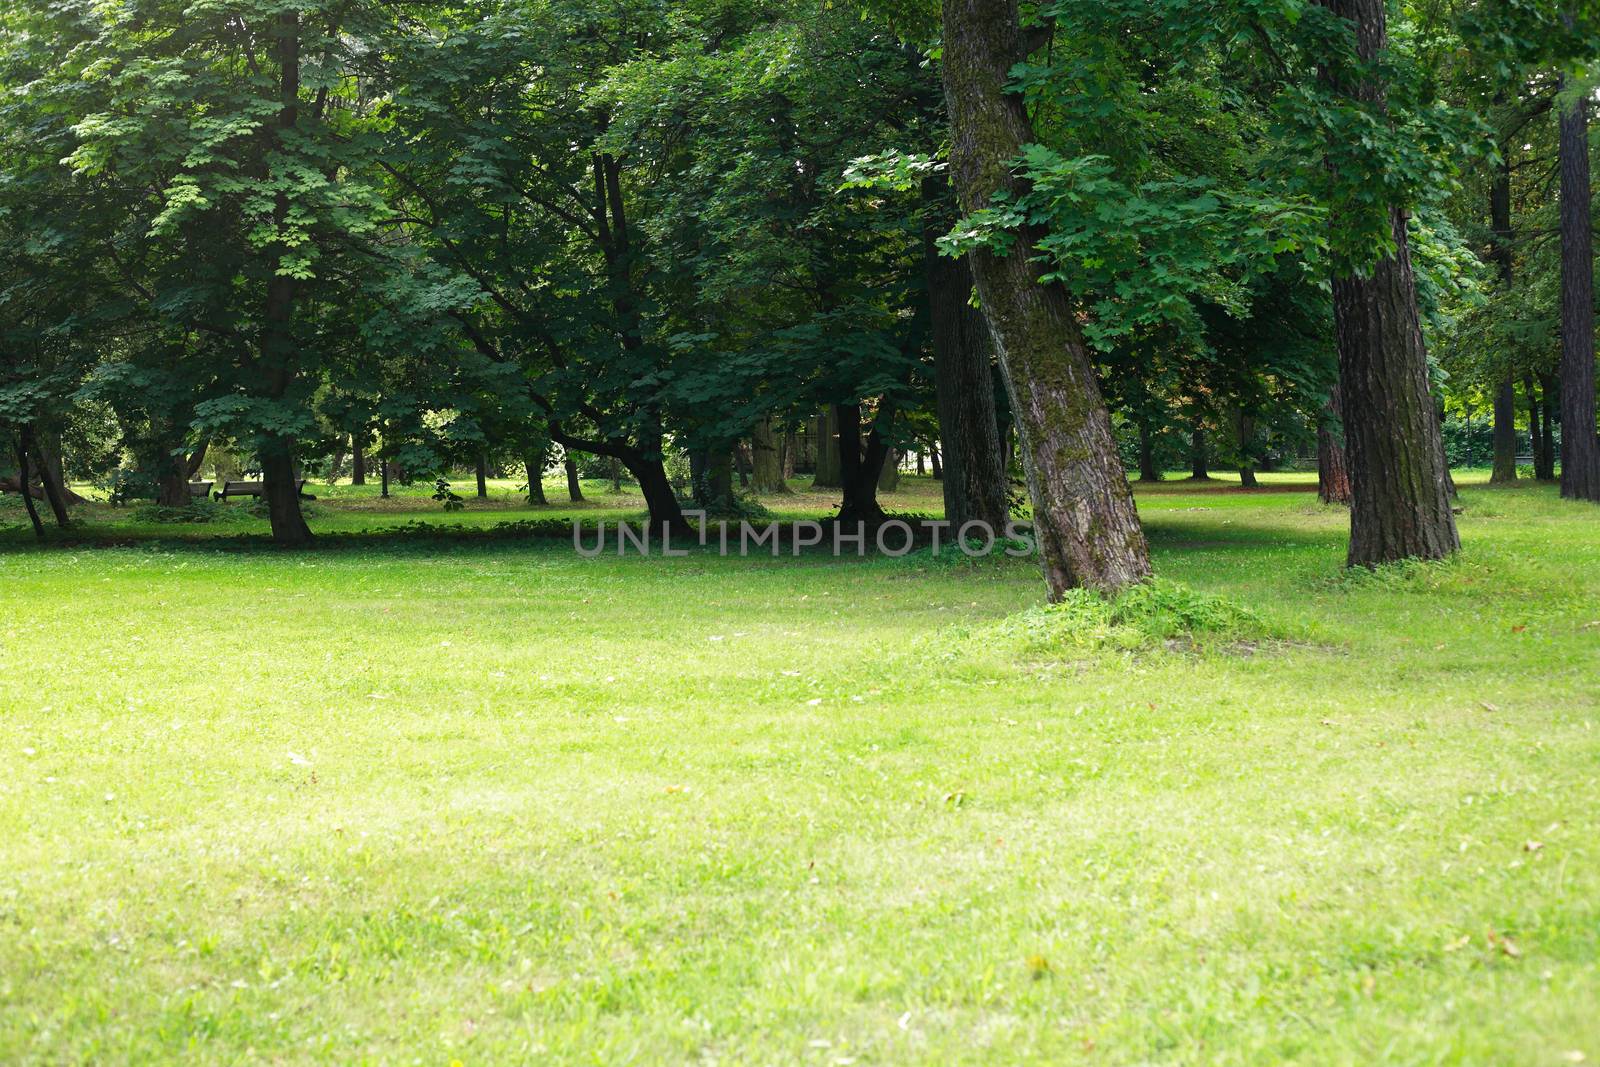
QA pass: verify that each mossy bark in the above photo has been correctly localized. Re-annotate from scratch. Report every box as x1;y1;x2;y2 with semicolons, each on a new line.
1317;0;1458;566
940;0;1150;596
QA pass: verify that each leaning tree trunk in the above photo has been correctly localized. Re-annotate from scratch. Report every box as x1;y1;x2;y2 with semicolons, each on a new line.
11;433;46;539
1317;394;1354;505
623;450;687;532
926;198;1010;532
1318;0;1458;566
940;0;1150;596
1489;148;1519;485
27;427;73;525
751;417;791;494
1558;75;1600;502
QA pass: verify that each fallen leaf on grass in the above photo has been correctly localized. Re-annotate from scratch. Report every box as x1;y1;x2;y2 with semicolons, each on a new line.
1480;701;1500;713
1524;841;1543;853
1487;930;1521;958
1443;935;1471;952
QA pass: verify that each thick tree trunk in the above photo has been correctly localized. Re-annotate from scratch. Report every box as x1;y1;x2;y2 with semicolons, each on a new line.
1318;395;1353;505
1189;424;1210;481
523;446;548;504
811;407;842;489
1137;423;1160;483
940;0;1150;595
834;403;890;527
927;204;1010;531
627;451;687;532
1318;0;1458;565
351;435;367;485
781;431;797;480
260;439;313;545
475;452;489;499
565;455;584;501
751;417;791;494
1558;78;1600;501
11;433;46;539
154;442;191;508
1489;148;1518;485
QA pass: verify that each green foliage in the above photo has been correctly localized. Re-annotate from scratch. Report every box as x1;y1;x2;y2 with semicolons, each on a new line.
978;577;1265;655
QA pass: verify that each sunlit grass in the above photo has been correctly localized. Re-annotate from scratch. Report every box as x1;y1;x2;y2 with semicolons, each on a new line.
1;475;1596;1063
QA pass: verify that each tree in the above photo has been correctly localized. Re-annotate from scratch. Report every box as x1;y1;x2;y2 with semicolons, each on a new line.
1558;72;1600;501
1313;0;1459;566
938;0;1149;595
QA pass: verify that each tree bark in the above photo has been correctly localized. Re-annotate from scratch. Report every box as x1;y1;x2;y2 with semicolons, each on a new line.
1317;0;1458;565
1317;394;1353;505
565;455;584;501
29;427;75;522
1137;423;1160;483
751;417;791;493
781;431;797;480
11;433;46;539
835;403;890;527
926;198;1010;531
351;434;367;485
930;445;943;480
1236;410;1259;489
1489;146;1518;484
1189;424;1210;481
257;9;311;544
940;0;1150;595
260;439;313;545
523;446;548;504
1538;372;1558;480
1558;75;1600;501
475;452;489;499
811;407;842;489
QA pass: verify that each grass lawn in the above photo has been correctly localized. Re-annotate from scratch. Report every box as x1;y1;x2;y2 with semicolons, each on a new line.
1;474;1597;1063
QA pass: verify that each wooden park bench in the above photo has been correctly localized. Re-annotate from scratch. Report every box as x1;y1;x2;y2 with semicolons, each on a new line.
217;479;311;501
188;481;214;502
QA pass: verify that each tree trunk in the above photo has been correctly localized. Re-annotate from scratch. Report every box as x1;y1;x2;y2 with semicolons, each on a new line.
11;433;46;539
565;455;584;501
931;446;943;480
1317;0;1458;565
1318;394;1353;505
30;427;76;520
351;434;367;485
1137;423;1160;483
475;452;489;499
626;450;687;531
940;0;1150;595
154;441;191;508
1558;75;1600;501
917;451;927;476
380;452;391;498
878;450;901;492
1538;372;1558;481
834;403;889;527
781;431;797;480
260;438;313;545
1489;146;1518;485
751;417;791;493
811;407;842;489
1189;424;1210;481
524;446;548;504
1236;410;1259;488
927;198;1010;531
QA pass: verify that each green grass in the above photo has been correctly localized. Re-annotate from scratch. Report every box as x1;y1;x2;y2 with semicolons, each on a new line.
1;474;1597;1064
